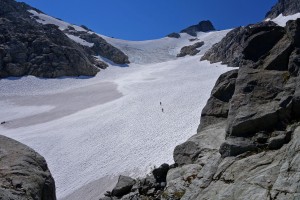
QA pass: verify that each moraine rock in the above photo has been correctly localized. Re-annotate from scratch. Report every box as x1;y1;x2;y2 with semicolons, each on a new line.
0;135;56;200
266;0;300;19
177;41;204;57
111;176;136;197
180;20;215;37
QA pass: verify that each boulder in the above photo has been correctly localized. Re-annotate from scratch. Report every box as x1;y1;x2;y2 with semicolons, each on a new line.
111;176;136;197
152;163;170;183
0;135;56;200
177;41;204;57
219;137;258;158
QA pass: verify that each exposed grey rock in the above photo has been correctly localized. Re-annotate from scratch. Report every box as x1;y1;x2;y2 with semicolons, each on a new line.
201;21;284;67
111;176;136;197
266;0;300;19
0;135;56;200
219;137;258;157
166;32;181;38
199;69;238;131
180;20;215;37
165;18;300;200
177;41;204;57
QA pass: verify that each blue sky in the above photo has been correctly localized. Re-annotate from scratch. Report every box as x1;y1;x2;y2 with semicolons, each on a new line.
18;0;277;41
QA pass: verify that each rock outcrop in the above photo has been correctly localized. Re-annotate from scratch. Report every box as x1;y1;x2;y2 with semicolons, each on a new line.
201;21;284;67
177;41;204;57
0;135;56;200
166;32;181;39
180;20;215;37
162;18;300;200
266;0;300;19
0;0;128;78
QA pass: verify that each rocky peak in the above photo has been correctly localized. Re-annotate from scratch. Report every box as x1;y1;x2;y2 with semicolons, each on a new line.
0;0;129;78
266;0;300;19
180;20;215;37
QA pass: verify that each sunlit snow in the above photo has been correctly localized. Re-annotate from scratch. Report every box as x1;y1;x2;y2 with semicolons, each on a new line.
271;13;300;26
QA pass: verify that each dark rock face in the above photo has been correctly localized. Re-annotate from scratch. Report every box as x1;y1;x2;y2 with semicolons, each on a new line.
166;32;181;38
64;31;129;65
0;135;56;200
152;163;169;183
177;41;204;57
201;21;284;67
180;20;215;37
266;0;300;19
0;0;128;78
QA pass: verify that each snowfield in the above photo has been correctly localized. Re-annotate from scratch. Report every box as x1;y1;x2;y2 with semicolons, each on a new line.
0;10;236;200
268;12;300;26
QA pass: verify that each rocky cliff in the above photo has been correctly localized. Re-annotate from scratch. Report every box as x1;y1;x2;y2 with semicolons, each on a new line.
0;135;56;200
266;0;300;19
0;0;129;78
161;17;300;200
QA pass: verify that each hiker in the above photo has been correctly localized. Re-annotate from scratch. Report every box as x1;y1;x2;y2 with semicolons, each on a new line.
162;108;164;113
160;101;162;106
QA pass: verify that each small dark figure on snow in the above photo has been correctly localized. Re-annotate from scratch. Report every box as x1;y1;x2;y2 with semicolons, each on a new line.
162;108;164;113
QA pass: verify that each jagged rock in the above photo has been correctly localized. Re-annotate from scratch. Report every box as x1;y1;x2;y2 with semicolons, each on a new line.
166;32;181;38
152;163;170;183
177;41;204;57
199;69;238;131
201;21;283;67
111;176;136;197
219;137;258;157
266;0;300;19
180;20;215;37
0;135;56;200
268;131;292;149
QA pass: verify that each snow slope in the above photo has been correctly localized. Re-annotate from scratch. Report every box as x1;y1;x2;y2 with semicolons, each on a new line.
101;31;229;64
0;59;232;200
269;12;300;26
0;10;233;200
28;9;229;65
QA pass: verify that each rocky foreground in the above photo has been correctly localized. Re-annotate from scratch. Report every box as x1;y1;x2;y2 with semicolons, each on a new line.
0;135;56;200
